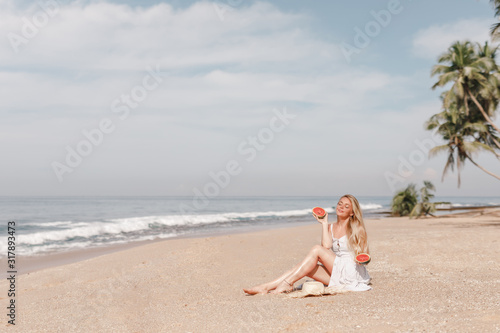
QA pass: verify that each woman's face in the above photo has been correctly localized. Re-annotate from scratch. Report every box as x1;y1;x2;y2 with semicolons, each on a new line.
336;197;353;219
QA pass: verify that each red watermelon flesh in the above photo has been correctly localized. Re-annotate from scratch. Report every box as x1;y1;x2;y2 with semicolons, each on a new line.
312;207;326;219
355;253;371;264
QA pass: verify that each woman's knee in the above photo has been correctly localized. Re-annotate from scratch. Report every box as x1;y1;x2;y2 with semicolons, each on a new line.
309;244;324;256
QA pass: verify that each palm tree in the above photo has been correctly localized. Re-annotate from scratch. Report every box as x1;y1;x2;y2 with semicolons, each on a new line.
410;181;436;218
475;42;500;117
490;0;500;40
391;184;418;217
431;41;500;142
426;103;500;185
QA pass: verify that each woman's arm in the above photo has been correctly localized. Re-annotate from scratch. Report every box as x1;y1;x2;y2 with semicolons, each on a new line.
314;213;333;249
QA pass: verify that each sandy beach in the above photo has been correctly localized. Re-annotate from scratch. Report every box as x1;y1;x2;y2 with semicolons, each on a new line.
1;210;499;332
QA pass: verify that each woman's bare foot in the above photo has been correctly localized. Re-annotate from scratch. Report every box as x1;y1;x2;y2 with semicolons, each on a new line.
270;280;293;294
243;285;269;295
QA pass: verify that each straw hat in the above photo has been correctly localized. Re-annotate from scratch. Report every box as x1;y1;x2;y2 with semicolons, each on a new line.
286;281;349;298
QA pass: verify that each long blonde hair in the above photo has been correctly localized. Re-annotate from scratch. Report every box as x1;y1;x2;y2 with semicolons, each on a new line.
342;194;369;256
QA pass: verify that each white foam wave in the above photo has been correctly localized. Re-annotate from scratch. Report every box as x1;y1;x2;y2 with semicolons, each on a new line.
5;205;401;254
4;233;177;257
24;221;90;228
111;208;315;228
360;203;383;210
6;206;386;250
435;203;452;209
18;219;153;246
451;203;478;207
1;209;316;249
32;221;73;227
15;241;94;256
0;204;388;257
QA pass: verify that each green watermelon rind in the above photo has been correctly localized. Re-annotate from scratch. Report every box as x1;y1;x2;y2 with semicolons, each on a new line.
355;253;371;265
312;207;326;219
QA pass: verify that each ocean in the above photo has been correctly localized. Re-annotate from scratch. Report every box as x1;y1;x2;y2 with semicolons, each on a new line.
1;195;499;258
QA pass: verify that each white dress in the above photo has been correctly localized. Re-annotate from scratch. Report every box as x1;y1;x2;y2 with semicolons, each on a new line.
328;230;372;291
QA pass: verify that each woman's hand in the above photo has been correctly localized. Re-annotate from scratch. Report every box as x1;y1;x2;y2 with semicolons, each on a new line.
313;212;328;224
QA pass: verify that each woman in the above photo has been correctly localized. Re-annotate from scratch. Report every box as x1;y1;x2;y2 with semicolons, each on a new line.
243;194;371;295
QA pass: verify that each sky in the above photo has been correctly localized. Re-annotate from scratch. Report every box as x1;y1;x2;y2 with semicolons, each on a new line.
1;0;500;197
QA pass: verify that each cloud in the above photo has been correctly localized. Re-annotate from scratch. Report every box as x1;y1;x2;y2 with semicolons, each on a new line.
3;1;496;195
0;0;405;122
0;1;337;71
411;18;497;60
0;1;346;112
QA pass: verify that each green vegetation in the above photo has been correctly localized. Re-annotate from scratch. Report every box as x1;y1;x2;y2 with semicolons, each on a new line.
427;40;500;185
491;0;500;40
391;184;417;217
425;1;500;186
410;181;436;218
391;181;436;218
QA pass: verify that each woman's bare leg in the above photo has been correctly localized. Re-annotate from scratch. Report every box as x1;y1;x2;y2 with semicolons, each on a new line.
244;245;335;295
243;264;300;295
306;264;331;285
270;245;335;294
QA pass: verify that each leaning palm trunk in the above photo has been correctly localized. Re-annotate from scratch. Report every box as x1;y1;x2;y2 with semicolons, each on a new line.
466;155;500;181
490;135;500;154
467;89;500;147
491;0;500;40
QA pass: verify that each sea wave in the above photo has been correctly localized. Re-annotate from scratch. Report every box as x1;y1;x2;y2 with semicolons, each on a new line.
9;233;177;257
360;203;383;210
0;208;322;256
8;206;384;249
435;203;452;209
23;221;91;228
0;205;386;257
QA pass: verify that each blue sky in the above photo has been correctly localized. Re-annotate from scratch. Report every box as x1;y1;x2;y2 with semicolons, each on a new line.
1;0;499;196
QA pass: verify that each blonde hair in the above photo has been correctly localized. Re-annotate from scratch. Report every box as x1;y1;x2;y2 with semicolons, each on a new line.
342;194;369;256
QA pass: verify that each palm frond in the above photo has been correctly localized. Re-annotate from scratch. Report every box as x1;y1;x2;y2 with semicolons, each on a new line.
428;145;451;158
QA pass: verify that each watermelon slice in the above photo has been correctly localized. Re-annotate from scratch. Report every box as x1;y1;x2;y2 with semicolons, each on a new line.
355;253;371;265
312;207;326;219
